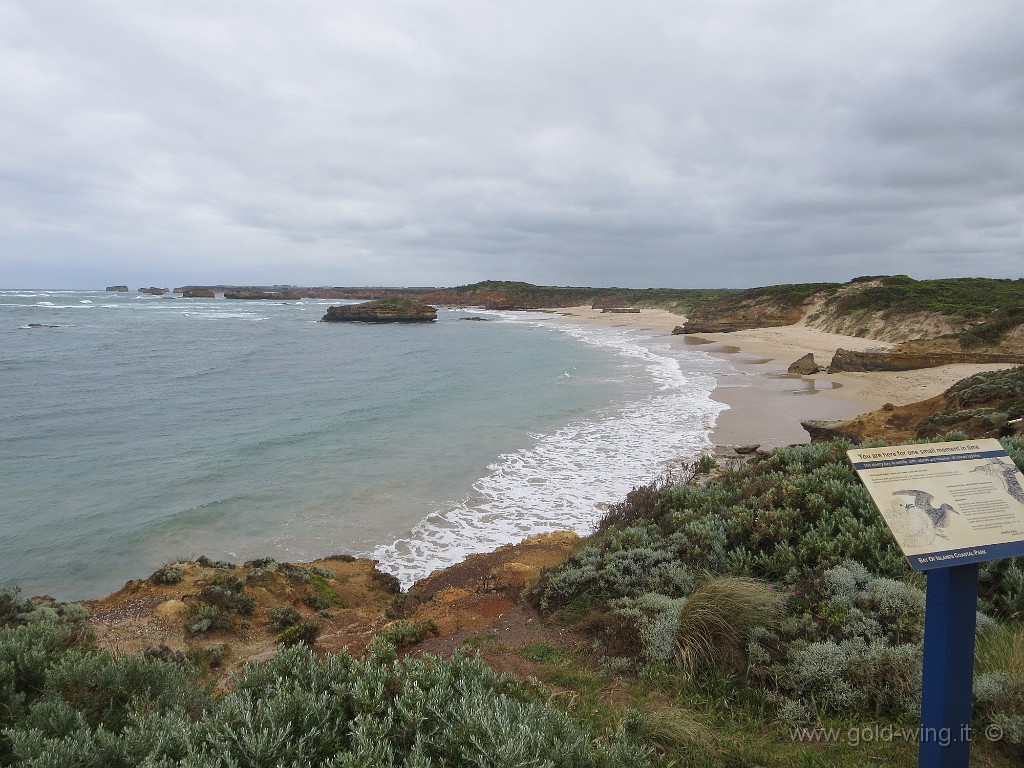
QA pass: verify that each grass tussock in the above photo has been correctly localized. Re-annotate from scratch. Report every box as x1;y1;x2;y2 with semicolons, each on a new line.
976;623;1024;676
674;576;785;677
635;706;715;753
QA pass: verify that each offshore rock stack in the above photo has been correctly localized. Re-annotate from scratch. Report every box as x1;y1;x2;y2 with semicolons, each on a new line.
320;298;438;323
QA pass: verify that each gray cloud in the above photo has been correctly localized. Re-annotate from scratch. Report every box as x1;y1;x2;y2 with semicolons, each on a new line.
1;1;1021;288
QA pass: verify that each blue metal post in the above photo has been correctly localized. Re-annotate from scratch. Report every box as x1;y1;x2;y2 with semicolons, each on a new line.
918;563;979;768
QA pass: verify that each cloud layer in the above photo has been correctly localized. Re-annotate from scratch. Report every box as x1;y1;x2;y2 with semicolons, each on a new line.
2;1;1022;288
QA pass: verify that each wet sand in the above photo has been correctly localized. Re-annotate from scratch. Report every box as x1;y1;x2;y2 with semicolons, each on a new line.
546;306;1009;449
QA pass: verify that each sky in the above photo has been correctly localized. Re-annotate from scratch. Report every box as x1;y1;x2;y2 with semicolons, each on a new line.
1;1;1022;290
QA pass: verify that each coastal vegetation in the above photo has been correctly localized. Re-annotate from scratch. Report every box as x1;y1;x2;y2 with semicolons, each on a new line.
826;275;1024;320
6;277;1024;764
530;435;1024;764
3;435;1023;765
418;280;734;313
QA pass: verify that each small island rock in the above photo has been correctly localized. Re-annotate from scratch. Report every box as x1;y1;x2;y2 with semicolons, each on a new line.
321;298;438;323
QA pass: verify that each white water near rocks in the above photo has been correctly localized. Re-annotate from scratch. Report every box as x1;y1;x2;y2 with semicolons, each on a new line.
0;290;727;599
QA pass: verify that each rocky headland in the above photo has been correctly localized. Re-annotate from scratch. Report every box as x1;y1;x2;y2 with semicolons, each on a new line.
76;531;582;683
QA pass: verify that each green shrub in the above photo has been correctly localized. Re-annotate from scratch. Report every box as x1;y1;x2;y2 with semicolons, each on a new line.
776;638;922;716
198;584;254;615
150;565;183;585
0;589;23;628
268;606;302;630
974;672;1024;748
0;591;90;630
280;563;312;583
186;643;230;670
30;649;209;731
302;574;343;610
375;618;438;649
607;593;685;664
208;572;244;592
4;645;651;766
185;604;228;635
276;621;322;648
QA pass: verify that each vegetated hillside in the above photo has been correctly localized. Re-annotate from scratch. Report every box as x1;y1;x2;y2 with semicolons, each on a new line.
4;438;1023;766
677;275;1024;351
419;280;735;313
676;282;843;332
809;275;1024;348
532;435;1024;763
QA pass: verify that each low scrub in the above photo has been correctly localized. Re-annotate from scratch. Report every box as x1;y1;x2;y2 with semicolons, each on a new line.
1;628;650;766
534;435;1024;748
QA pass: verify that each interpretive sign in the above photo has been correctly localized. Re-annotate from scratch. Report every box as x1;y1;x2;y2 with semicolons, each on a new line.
848;438;1024;569
849;438;1024;767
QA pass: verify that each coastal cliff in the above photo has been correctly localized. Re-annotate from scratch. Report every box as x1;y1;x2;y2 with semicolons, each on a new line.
75;531;581;670
320;298;438;323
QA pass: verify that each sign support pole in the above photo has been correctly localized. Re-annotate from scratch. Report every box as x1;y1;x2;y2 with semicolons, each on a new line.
918;563;979;768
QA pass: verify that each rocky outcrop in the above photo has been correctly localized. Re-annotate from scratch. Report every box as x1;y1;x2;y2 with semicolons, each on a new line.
321;298;438;323
592;296;633;310
138;287;169;295
106;285;128;292
788;353;821;375
181;288;216;298
800;419;869;443
827;348;1024;373
675;303;808;333
224;289;304;300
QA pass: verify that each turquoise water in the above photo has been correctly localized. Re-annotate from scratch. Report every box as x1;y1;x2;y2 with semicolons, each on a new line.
0;290;725;599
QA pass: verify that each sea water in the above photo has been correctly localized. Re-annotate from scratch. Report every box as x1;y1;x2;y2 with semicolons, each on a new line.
0;290;726;600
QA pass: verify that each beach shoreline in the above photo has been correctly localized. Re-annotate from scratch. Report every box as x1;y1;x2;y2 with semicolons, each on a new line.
545;306;1010;450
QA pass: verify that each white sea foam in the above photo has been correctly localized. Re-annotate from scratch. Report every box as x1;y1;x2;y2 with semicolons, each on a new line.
181;311;259;319
373;315;727;588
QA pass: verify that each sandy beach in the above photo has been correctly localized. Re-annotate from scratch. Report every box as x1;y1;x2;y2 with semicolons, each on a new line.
548;306;1010;449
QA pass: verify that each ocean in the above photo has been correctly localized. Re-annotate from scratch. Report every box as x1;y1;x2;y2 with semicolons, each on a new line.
0;290;727;600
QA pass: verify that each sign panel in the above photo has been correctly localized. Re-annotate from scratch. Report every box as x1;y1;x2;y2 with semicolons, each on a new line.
849;438;1024;570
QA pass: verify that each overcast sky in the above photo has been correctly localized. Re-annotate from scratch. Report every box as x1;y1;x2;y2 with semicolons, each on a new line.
1;1;1022;289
